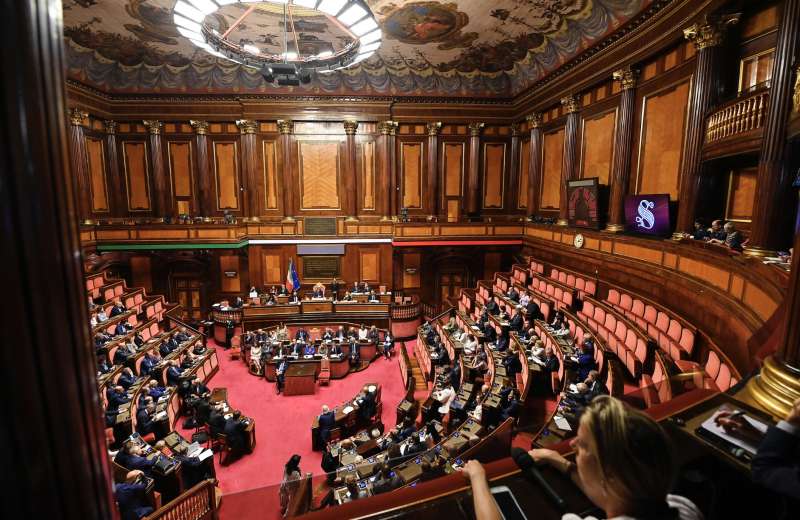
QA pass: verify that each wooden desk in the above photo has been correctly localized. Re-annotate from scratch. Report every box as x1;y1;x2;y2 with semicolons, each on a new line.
284;364;317;396
311;383;381;451
302;300;334;313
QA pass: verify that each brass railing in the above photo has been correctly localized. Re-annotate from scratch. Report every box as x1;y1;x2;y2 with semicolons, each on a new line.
705;88;769;144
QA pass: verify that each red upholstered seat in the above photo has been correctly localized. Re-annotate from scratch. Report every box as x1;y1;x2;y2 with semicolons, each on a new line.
566;274;575;287
679;328;695;355
620;293;633;311
705;351;721;380
716;363;732;391
644;304;658;324
667;319;682;342
614;321;626;342
595;307;606;324
631;299;645;318
655;312;670;333
584;280;596;296
550;268;558;279
607;289;620;306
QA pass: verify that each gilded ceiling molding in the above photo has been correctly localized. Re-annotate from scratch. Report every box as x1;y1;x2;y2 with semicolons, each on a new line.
525;113;543;128
68;107;87;126
142;120;162;135
683;13;740;50
468;122;485;136
378;120;398;135
612;66;640;90
189;120;209;135
277;120;294;135
343;120;359;135
426;122;442;136
103;120;117;134
561;95;580;114
236;119;258;135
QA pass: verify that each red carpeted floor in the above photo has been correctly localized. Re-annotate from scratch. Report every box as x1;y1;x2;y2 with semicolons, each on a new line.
181;340;406;518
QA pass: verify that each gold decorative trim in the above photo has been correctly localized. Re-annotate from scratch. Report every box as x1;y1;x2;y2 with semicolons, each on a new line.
612;66;640;90
561;95;580;114
683;14;740;50
343;119;359;135
235;119;258;135
190;120;209;135
69;107;87;126
103;120;117;135
277;119;294;135
142;120;162;135
744;355;800;419
605;223;624;233
426;121;442;136
378;120;398;135
468;122;484;137
743;245;777;258
526;113;543;129
556;218;569;226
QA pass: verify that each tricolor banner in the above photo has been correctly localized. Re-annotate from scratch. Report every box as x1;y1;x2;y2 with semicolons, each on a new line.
285;258;301;293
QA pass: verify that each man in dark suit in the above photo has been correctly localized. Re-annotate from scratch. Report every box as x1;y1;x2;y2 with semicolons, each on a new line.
136;403;156;436
118;368;137;390
224;411;250;456
331;278;340;300
503;351;522;380
172;444;211;489
743;397;800;500
357;390;376;422
115;321;129;336
495;333;510;352
526;299;542;321
500;390;521;422
133;332;145;348
509;306;524;332
208;404;227;435
328;342;342;357
110;299;127;317
317;405;336;444
107;385;130;410
486;297;499;316
174;327;191;343
507;287;520;303
450;362;461;391
288;291;300;303
585;370;607;400
98;357;113;375
140;352;158;376
115;470;153;520
166;361;182;387
483;324;497;344
349;340;361;366
295;328;309;342
115;442;156;474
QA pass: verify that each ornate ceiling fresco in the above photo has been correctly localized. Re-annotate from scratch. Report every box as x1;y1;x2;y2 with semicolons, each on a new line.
64;0;653;98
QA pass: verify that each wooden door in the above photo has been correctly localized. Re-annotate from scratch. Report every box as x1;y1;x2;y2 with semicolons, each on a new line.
173;277;203;320
437;269;466;304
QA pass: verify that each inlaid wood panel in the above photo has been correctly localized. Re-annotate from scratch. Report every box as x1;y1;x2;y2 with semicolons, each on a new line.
130;256;152;293
362;141;375;210
359;250;379;282
213;141;240;210
540;128;564;209
220;255;241;293
518;139;530;209
122;141;150;211
482;143;505;209
402;252;421;288
85;137;108;212
443;142;463;197
167;142;192;198
299;141;340;210
726;167;757;222
637;80;690;198
401;142;423;209
263;253;282;285
580;110;616;185
262;140;279;209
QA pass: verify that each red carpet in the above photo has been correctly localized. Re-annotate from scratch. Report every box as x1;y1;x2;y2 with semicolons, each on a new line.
182;341;406;518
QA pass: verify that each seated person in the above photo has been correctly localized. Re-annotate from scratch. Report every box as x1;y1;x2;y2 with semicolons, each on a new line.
335;326;347;341
432;383;456;422
223;411;250;457
140;352;160;377
485;297;499;316
462;334;478;356
507;286;520;303
114;441;156;474
118;367;137;390
165;360;183;387
328;342;342;357
382;333;394;359
519;291;530;308
146;380;167;401
503;347;522;380
303;343;316;356
468;384;491;422
208;403;228;435
509;306;524;332
584;370;608;400
368;325;380;343
97;309;109;323
135;402;157;437
110;299;127;317
341;291;353;301
357;324;369;341
114;321;130;337
291;340;304;357
322;328;334;341
371;463;402;495
288;291;300;303
249;286;258;299
295;328;309;342
495;332;510;352
356;389;376;421
575;338;596;381
542;348;559;377
276;323;289;341
172;444;212;489
471;351;488;376
708;219;726;240
107;385;130;411
265;293;276;305
115;470;153;520
97;356;113;375
174;327;191;343
368;290;380;302
691;219;709;240
443;316;457;333
342;474;367;502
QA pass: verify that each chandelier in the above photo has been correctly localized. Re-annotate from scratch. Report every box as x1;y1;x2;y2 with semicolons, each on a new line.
172;0;382;84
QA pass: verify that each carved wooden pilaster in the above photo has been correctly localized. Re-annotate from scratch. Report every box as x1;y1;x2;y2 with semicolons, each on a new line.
745;0;800;256
674;14;739;236
379;120;398;217
67;108;91;220
558;95;580;225
606;67;639;232
190;120;210;216
526;114;543;217
344;120;359;219
277;120;295;219
466;122;485;215
509;123;521;213
102;120;124;217
425;122;442;217
143;119;169;218
237;120;260;219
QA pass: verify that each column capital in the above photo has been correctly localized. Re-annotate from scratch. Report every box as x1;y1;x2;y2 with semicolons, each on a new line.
426;121;442;136
68;107;87;126
525;113;543;128
683;13;740;50
612;66;640;90
378;120;398;135
343;119;359;135
143;120;162;135
468;122;484;137
103;120;117;135
793;64;800;114
189;120;209;135
560;95;580;114
236;119;258;135
510;123;521;137
277;119;294;135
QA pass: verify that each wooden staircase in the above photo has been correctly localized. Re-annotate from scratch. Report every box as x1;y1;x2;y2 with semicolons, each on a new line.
408;354;428;392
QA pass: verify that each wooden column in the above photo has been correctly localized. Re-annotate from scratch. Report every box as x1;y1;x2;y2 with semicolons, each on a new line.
278;119;295;220
236;119;260;220
426;122;442;217
673;15;738;236
102;120;124;218
68;108;90;221
558;95;581;225
745;0;800;257
508;123;521;212
606;66;639;232
190;120;210;216
1;0;115;516
379;120;398;218
344;120;359;219
143;119;169;219
526;113;543;218
466;122;485;216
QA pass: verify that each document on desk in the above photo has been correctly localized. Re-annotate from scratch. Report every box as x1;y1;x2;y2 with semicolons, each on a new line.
154;411;168;421
699;407;768;456
554;415;572;431
568;383;578;393
198;449;214;461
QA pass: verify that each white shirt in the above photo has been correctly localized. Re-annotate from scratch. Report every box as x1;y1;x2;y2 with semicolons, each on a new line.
562;495;703;520
358;328;368;340
435;386;456;414
249;289;258;298
463;339;478;356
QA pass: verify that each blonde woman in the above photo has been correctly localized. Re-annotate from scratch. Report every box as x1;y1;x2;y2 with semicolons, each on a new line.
459;396;702;520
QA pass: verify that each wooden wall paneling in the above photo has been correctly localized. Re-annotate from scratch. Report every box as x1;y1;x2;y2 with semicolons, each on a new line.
402;252;421;289
102;121;125;217
506;126;521;213
360;139;376;211
166;140;193;215
400;140;424;211
579;108;617;186
482;142;506;209
540;127;565;210
85;136;109;213
237;120;260;217
67;112;90;219
483;251;503;280
726;167;757;223
190;120;210;216
121;140;152;212
344;121;359;217
219;255;241;293
261;137;280;211
426;122;442;216
278;120;295;217
144;120;169;218
526;114;543;216
518;138;530;209
263;252;284;286
130;255;153;293
359;249;380;282
212;139;241;212
442;140;465;221
635;79;691;198
298;140;341;211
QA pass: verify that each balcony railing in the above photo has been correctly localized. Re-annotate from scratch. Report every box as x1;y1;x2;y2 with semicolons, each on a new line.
705;88;769;144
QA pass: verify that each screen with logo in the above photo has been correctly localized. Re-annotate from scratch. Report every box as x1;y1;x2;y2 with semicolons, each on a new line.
624;194;671;236
567;178;601;229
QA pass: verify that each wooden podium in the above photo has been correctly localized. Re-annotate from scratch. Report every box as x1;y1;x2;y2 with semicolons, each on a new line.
284;364;317;396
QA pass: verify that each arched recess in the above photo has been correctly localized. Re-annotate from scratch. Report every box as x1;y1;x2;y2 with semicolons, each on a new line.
427;250;480;305
164;252;212;322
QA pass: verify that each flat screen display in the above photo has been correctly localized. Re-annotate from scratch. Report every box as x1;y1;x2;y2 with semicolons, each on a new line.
567;178;600;229
624;194;671;236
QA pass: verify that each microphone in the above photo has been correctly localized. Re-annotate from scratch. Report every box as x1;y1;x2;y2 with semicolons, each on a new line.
511;447;567;512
